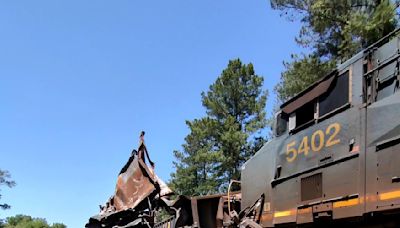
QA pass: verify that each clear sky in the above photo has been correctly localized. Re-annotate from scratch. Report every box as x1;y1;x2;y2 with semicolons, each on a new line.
0;1;302;227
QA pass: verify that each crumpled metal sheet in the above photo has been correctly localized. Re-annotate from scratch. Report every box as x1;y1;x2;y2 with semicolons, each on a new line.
87;139;174;227
99;153;172;214
112;157;157;212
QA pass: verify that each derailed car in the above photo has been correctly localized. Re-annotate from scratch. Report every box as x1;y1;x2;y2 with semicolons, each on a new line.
86;141;174;228
86;138;262;228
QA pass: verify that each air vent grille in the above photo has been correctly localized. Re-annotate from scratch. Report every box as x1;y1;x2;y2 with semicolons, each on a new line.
301;173;322;201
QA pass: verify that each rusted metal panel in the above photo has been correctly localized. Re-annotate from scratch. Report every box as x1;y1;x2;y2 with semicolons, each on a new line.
191;198;199;227
112;158;157;211
97;141;173;215
190;192;241;228
86;139;175;228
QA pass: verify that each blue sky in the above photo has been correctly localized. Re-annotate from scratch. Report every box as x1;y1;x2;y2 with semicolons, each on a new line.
0;1;302;227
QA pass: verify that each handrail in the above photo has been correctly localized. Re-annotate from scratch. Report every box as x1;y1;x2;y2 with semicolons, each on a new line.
227;179;241;215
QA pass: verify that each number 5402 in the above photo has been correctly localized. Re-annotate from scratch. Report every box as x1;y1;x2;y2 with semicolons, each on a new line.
286;123;341;162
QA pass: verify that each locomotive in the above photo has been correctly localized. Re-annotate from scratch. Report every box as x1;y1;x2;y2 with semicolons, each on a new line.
241;28;400;227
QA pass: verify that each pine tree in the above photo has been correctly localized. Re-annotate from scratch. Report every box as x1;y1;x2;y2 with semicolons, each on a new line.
171;59;268;194
0;169;15;210
272;0;398;101
275;54;336;102
170;118;221;196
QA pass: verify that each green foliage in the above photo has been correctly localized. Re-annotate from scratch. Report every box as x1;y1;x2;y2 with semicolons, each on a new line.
275;54;336;102
272;0;398;101
171;59;268;195
3;215;66;228
154;208;172;223
0;169;16;210
272;0;397;60
170;117;222;196
50;224;66;228
346;0;397;47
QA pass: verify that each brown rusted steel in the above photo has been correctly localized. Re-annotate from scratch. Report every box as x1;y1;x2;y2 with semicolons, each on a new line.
188;192;242;228
112;157;157;212
98;139;172;214
88;132;245;227
87;136;175;227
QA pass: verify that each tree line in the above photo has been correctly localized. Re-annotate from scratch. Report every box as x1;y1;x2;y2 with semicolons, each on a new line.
0;215;66;228
170;0;399;195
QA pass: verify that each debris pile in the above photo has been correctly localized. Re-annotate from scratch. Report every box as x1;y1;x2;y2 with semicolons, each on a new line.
86;134;175;228
86;132;263;228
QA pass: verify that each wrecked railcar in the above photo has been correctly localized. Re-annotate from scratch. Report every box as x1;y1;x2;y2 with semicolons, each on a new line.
86;142;174;228
86;141;254;228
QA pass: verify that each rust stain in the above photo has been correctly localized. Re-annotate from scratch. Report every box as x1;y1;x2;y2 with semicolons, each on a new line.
99;152;172;214
112;156;156;212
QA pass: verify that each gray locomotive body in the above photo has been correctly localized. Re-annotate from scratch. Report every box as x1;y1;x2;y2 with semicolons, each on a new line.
241;30;400;227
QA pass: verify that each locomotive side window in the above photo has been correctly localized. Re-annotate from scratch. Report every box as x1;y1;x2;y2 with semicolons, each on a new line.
295;101;315;128
377;78;397;100
275;112;288;136
364;37;400;103
319;71;349;116
279;69;350;134
286;101;316;132
376;61;399;101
